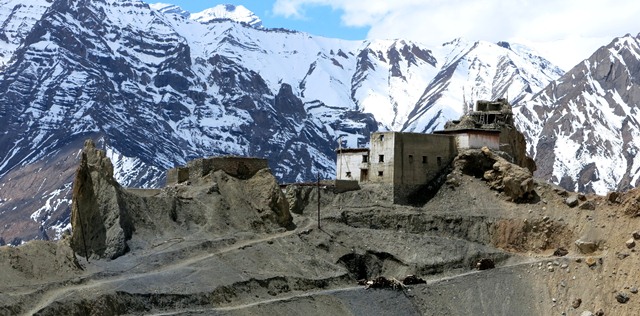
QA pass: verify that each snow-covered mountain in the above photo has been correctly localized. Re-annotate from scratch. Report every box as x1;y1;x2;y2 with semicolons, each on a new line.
150;3;262;27
190;4;262;27
402;39;563;133
0;0;562;244
515;33;640;194
0;0;53;69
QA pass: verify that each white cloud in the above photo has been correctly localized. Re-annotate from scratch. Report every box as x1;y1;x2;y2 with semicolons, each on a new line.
272;0;640;70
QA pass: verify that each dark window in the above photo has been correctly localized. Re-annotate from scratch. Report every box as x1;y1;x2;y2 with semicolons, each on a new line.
437;157;442;166
379;134;384;141
379;155;384;162
408;155;413;163
362;155;369;163
422;156;427;164
378;171;384;177
346;171;351;177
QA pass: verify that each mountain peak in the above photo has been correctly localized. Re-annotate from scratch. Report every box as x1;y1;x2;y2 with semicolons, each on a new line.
149;3;190;18
190;4;262;28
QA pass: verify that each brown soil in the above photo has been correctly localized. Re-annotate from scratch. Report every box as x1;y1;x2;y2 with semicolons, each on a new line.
2;167;640;315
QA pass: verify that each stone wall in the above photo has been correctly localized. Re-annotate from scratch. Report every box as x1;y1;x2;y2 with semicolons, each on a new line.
369;132;397;184
166;157;269;186
391;133;457;204
393;132;457;187
166;167;189;185
333;180;361;193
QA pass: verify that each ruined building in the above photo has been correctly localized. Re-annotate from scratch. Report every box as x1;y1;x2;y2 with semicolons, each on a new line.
166;156;269;185
336;98;532;204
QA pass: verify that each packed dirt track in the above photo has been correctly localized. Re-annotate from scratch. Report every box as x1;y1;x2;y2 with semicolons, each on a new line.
2;142;640;315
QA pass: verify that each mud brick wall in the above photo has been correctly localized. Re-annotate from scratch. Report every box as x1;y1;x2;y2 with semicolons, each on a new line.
166;167;189;185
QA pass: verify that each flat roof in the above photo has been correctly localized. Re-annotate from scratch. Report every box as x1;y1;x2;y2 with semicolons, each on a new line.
335;148;369;153
434;128;501;135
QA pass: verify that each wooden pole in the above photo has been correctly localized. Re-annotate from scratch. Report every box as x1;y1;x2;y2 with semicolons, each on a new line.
317;172;321;229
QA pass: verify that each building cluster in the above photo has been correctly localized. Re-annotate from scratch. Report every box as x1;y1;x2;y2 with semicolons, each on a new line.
336;99;514;203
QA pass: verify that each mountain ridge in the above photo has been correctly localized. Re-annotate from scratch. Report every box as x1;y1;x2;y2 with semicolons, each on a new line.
515;33;640;193
8;0;635;246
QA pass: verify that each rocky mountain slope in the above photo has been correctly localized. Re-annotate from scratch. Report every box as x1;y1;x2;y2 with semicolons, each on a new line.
2;140;640;315
0;0;563;244
403;40;562;133
0;0;53;69
515;33;640;194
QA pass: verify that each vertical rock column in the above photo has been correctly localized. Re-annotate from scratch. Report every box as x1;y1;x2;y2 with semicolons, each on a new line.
70;140;132;260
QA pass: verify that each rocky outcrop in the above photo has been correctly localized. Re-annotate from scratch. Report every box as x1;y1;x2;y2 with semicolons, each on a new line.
70;140;132;260
70;140;294;260
284;185;315;214
218;168;292;228
454;147;535;201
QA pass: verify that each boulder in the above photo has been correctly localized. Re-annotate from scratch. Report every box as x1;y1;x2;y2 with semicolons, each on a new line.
607;191;620;203
572;298;582;308
625;238;636;249
575;238;599;254
565;196;580;208
476;258;496;270
483;150;535;201
579;200;596;210
553;247;569;256
615;292;630;304
616;252;630;260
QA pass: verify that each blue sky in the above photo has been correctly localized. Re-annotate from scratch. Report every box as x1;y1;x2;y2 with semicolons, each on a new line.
148;1;369;40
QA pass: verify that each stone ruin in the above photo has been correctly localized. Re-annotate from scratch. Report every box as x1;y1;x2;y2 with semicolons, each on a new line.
69;140;292;260
446;98;536;173
166;156;269;185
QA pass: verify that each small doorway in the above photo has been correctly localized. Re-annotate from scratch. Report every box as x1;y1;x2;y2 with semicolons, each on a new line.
360;169;369;182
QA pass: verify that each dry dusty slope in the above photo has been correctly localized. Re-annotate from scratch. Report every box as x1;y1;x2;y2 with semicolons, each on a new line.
1;150;640;315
